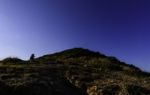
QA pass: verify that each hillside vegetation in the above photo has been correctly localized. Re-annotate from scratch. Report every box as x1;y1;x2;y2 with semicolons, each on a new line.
0;48;149;95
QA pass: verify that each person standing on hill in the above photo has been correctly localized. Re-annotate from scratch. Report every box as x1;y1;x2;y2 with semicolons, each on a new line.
30;54;35;63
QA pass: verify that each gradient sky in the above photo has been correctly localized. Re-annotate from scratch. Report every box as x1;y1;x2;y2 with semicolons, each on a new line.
0;0;150;71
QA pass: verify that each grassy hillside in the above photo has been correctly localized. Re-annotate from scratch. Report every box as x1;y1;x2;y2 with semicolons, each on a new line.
0;48;149;95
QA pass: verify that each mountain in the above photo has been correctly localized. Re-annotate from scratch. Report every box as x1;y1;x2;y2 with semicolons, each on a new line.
0;48;149;95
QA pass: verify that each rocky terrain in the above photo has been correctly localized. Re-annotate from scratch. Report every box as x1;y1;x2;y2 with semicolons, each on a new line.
0;48;149;95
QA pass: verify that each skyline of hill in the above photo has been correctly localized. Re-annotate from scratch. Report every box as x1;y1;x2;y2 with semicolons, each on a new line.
0;47;149;95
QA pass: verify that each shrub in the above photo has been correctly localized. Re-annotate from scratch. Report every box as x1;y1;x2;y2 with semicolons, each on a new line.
127;85;150;95
2;57;23;64
102;85;120;95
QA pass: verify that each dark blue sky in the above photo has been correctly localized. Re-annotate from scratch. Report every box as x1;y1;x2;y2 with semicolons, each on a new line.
0;0;150;71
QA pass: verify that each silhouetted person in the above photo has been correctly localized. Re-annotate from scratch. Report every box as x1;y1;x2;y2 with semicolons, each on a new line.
30;54;35;62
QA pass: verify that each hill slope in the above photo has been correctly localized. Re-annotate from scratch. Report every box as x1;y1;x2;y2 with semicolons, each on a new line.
0;48;149;95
